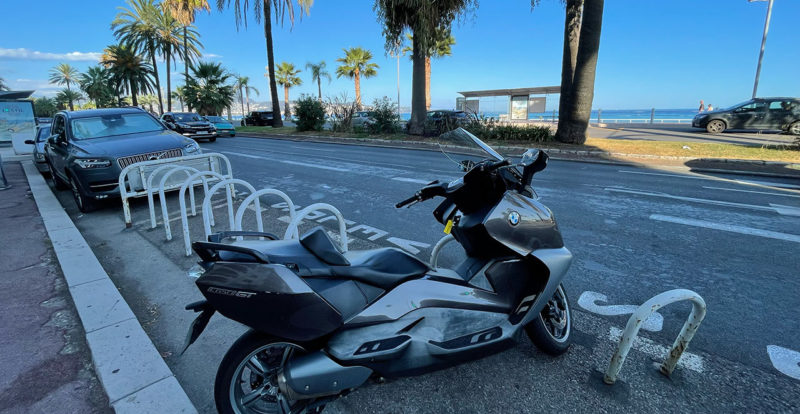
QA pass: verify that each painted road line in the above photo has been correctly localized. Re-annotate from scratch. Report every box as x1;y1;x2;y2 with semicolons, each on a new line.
392;177;433;184
736;179;800;190
609;326;705;373
605;187;798;216
617;170;711;180
770;204;800;217
220;150;266;159
577;291;663;332
702;186;800;198
650;214;800;243
280;159;351;172
766;345;800;380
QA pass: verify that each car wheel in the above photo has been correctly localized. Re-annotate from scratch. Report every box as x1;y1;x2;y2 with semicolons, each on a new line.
208;137;217;142
47;162;69;190
788;121;800;136
68;175;96;213
706;119;726;134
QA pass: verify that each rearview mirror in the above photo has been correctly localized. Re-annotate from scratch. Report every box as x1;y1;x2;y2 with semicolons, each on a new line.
522;149;548;186
24;139;34;145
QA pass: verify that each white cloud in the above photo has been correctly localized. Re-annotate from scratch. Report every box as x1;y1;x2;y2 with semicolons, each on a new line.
202;53;222;59
0;48;102;61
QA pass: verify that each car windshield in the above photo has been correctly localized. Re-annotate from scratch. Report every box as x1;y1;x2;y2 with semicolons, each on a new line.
205;116;224;122
437;128;504;171
36;126;51;141
174;113;203;122
70;113;163;140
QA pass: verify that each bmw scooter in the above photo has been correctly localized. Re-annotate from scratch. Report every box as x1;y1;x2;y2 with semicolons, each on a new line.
183;128;573;413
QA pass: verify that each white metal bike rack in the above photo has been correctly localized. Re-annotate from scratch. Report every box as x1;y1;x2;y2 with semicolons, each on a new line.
118;153;231;227
158;168;218;240
233;188;296;233
147;165;201;228
603;289;707;385
430;234;456;268
283;203;349;252
177;171;228;255
201;179;260;242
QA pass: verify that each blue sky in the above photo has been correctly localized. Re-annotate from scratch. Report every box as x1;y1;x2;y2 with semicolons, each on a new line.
1;0;798;110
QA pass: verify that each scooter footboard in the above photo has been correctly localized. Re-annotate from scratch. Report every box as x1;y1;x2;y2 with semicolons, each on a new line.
517;247;573;327
196;262;343;341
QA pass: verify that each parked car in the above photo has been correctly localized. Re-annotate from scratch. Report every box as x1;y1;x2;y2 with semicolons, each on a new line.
406;110;468;135
36;117;53;125
24;124;51;174
352;111;375;129
160;112;217;142
242;111;275;126
692;97;800;134
204;116;236;137
44;107;202;212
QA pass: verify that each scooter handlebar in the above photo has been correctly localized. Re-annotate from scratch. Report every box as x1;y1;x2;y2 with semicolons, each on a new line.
395;194;419;208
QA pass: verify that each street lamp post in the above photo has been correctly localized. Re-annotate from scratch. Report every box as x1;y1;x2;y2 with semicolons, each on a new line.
749;0;774;99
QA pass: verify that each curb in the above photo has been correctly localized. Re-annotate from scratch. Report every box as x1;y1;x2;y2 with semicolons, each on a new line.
21;161;197;414
236;132;800;178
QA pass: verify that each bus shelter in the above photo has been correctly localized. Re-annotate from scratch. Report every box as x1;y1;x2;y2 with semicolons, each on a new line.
457;86;560;122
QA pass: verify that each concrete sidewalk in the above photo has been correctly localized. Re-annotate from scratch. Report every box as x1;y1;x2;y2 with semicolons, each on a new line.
0;162;110;414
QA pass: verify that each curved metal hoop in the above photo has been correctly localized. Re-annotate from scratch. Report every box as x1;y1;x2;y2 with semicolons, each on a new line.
202;179;259;240
283;203;348;252
234;188;296;233
178;171;228;255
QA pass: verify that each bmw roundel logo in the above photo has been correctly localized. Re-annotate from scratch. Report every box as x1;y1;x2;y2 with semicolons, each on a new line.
508;211;521;226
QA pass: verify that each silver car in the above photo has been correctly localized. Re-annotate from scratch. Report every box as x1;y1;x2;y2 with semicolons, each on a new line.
351;111;374;129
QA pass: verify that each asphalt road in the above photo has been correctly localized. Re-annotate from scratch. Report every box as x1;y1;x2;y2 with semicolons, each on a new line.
51;135;800;412
587;124;797;146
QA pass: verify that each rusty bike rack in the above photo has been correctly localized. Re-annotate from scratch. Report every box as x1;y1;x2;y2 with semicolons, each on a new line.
603;289;707;385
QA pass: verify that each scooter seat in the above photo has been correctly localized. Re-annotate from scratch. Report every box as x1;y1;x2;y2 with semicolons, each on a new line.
300;227;429;289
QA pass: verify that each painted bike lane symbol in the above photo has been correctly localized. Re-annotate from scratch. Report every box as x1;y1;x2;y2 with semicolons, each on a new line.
577;291;664;332
767;345;800;381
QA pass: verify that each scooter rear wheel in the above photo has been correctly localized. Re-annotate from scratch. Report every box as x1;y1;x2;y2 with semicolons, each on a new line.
524;284;572;356
214;330;325;414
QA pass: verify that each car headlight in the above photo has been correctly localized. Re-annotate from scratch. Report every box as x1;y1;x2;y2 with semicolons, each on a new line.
184;141;200;154
74;158;112;169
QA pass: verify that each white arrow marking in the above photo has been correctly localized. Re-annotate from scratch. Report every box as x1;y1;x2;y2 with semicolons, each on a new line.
766;345;800;380
577;291;663;332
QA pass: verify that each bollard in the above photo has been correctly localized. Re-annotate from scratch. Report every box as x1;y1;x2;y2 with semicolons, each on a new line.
603;289;706;385
0;153;10;191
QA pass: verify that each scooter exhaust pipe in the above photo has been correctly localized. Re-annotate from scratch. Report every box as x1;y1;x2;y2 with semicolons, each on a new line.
278;352;372;400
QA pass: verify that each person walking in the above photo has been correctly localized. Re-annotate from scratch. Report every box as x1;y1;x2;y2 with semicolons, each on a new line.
698;100;705;112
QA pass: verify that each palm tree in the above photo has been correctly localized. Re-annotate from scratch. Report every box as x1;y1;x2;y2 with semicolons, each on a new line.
79;66;115;108
172;86;186;111
184;61;236;115
154;7;202;112
335;47;378;109
162;0;210;109
403;30;455;110
49;63;80;110
234;76;259;122
101;44;155;107
274;62;302;117
374;0;477;135
112;0;167;114
216;0;313;128
139;94;159;112
0;76;8;91
33;97;58;117
305;61;331;101
55;89;84;111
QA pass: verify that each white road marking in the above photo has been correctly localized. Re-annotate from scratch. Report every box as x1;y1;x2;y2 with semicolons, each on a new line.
221;150;265;159
386;237;431;255
280;160;351;172
736;179;800;190
577;291;663;332
609;326;705;373
766;345;800;380
702;186;800;199
391;177;433;184
770;203;800;217
650;214;800;243
606;187;795;215
617;170;709;180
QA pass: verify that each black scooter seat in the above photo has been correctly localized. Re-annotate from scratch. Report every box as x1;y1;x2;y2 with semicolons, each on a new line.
301;228;429;289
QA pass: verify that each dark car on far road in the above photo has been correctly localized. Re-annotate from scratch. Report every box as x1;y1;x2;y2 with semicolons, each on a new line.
160;112;218;142
24;124;51;174
242;111;275;126
692;97;800;135
44;107;201;212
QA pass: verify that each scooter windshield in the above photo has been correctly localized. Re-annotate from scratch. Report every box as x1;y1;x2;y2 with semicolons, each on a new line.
437;128;505;171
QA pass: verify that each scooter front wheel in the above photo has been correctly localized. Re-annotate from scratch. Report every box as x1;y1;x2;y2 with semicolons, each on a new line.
524;284;572;356
214;330;325;414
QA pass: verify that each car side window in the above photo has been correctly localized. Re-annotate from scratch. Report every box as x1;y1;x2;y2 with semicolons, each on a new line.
737;102;767;112
769;100;794;111
51;116;65;138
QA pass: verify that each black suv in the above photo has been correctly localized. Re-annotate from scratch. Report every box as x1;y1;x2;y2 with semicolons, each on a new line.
44;108;201;212
242;111;275;126
692;97;800;134
161;112;218;141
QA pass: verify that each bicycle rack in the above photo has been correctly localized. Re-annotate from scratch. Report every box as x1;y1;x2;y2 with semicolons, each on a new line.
147;165;201;228
603;289;707;385
429;234;456;268
157;168;218;241
177;171;228;255
283;203;349;252
234;188;296;233
118;153;231;227
201;179;260;243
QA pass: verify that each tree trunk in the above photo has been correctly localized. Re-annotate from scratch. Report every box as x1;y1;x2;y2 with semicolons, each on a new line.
425;57;431;110
149;41;164;115
240;86;246;124
557;0;603;145
408;34;427;136
184;26;191;112
555;0;583;142
354;68;361;109
130;79;138;107
66;81;74;111
317;77;322;100
284;85;290;117
166;46;172;112
245;88;251;113
179;97;183;111
263;2;283;127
